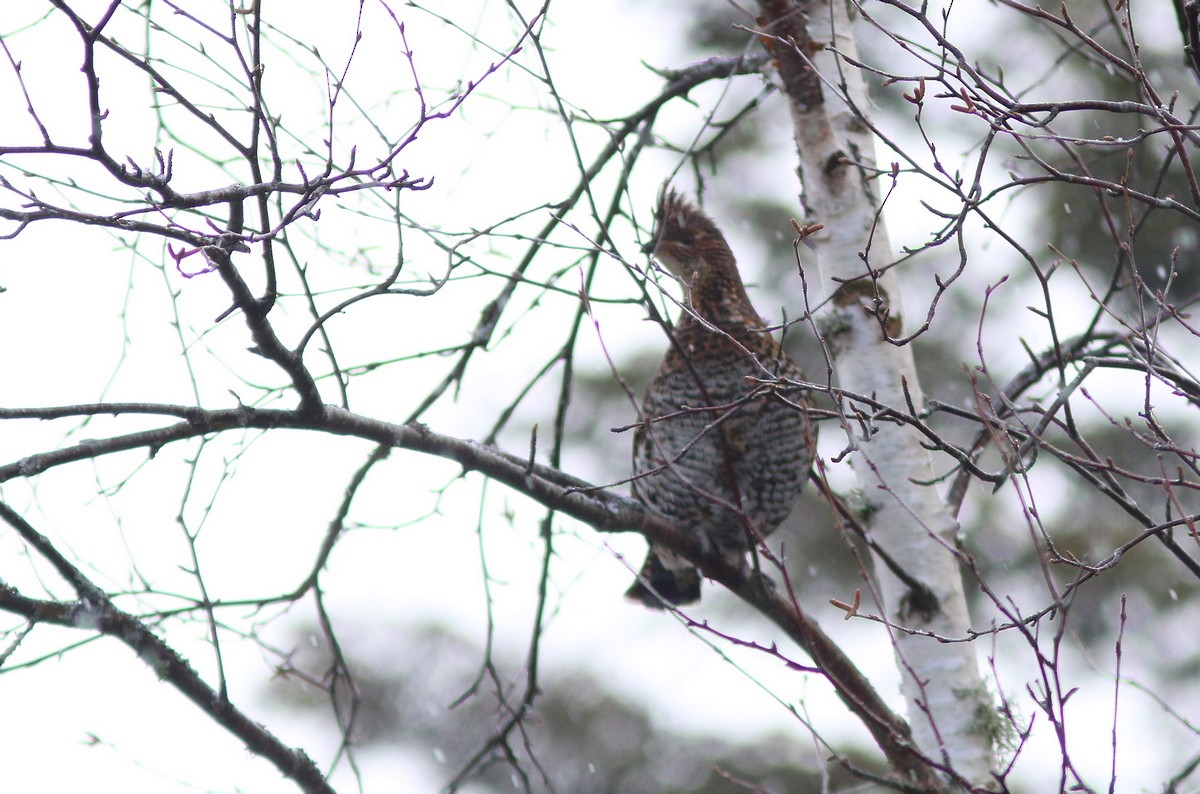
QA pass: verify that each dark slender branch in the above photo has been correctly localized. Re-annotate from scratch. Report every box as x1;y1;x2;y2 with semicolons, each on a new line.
0;502;336;794
406;52;771;422
0;400;928;784
1176;0;1200;81
203;245;324;412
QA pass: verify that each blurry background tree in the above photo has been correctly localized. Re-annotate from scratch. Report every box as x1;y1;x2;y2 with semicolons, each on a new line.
2;1;1199;792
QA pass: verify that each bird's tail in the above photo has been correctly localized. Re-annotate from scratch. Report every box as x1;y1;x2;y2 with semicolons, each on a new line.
624;546;701;609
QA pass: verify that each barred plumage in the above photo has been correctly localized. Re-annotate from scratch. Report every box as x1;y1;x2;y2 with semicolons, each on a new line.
627;191;816;608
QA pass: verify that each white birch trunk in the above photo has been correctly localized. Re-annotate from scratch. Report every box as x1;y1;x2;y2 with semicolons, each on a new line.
764;0;997;783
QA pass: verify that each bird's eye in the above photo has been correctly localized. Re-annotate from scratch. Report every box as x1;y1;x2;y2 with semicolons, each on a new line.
675;232;695;245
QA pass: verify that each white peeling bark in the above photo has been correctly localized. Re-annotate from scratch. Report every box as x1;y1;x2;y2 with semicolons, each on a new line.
761;0;997;784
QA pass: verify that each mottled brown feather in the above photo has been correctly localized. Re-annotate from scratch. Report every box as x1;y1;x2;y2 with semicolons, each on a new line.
627;191;816;608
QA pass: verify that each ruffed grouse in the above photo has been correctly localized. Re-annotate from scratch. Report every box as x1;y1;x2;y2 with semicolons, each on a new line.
627;191;816;608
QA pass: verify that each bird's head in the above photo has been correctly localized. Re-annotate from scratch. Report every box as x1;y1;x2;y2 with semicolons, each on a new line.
643;190;734;282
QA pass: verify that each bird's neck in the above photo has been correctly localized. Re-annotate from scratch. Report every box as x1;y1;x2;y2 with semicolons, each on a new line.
680;261;764;333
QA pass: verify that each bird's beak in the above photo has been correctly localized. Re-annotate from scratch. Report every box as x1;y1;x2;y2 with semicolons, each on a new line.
641;239;657;255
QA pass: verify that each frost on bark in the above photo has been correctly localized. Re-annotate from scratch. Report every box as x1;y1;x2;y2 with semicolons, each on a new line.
757;0;997;783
